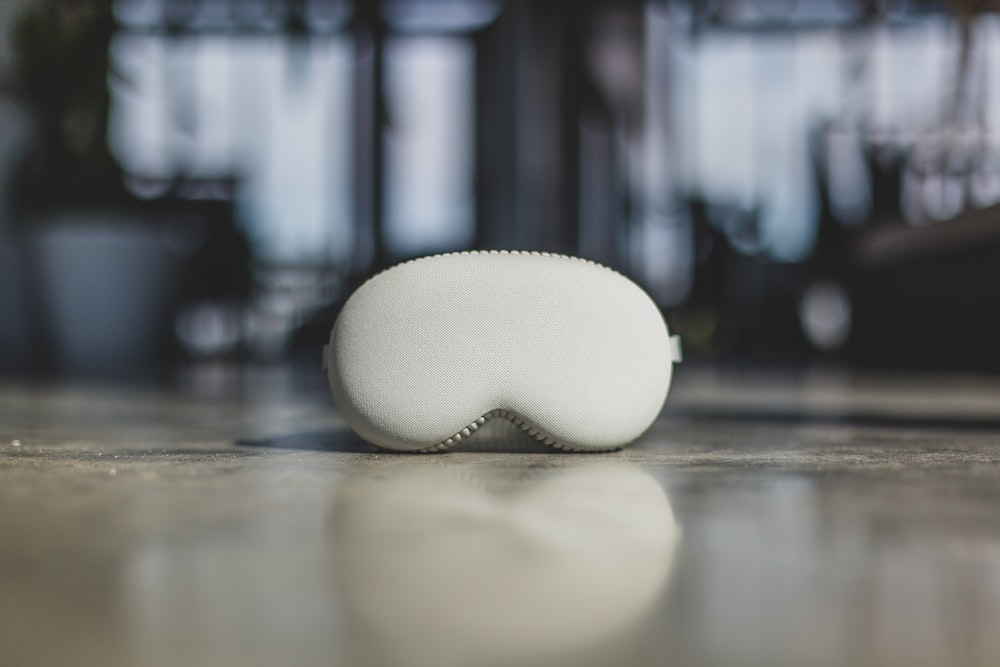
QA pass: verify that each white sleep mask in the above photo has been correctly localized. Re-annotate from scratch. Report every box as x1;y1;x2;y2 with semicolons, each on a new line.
324;251;682;452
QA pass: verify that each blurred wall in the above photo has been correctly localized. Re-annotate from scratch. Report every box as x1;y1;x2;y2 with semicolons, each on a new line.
4;0;1000;374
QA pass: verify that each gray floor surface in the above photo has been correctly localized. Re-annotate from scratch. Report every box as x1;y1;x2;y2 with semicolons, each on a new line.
2;365;1000;667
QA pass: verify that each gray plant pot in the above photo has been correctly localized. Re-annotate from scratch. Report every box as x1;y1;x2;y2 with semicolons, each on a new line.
31;212;183;377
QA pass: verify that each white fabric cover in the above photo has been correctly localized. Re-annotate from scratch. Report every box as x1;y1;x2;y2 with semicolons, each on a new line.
326;251;679;451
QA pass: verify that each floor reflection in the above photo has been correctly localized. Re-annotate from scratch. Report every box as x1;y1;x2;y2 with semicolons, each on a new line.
658;473;1000;667
329;462;680;667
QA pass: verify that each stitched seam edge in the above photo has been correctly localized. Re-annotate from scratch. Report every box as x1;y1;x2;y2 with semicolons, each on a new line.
356;250;626;294
402;408;622;454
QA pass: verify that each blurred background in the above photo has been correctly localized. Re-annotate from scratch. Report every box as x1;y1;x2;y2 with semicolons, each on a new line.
2;0;1000;380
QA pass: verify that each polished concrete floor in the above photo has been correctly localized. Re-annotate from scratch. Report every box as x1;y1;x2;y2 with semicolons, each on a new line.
2;365;1000;667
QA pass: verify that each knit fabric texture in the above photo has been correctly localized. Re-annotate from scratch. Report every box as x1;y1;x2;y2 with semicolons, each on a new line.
326;251;678;451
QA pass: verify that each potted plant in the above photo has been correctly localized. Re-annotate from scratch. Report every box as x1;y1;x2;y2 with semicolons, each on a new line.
5;0;185;377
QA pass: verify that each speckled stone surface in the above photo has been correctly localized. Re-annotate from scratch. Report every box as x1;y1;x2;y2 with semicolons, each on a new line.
2;365;1000;667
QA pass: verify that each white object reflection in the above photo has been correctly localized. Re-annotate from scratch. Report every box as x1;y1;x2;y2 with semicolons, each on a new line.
330;462;679;667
